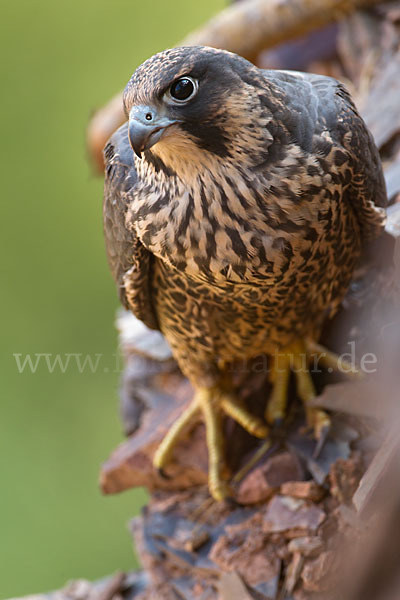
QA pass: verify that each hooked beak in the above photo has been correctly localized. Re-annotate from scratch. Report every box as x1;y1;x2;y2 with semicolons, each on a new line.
128;105;178;158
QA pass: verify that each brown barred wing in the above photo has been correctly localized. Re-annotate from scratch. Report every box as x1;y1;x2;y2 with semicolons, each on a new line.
301;72;387;241
267;70;387;242
103;123;159;330
333;82;387;241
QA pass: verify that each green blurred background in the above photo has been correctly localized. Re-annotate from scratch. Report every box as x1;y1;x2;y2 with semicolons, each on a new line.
0;1;224;597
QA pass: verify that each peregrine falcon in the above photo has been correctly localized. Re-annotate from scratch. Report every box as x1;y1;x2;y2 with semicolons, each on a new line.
103;46;386;500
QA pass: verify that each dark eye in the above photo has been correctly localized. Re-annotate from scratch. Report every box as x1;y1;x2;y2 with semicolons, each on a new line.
168;77;198;102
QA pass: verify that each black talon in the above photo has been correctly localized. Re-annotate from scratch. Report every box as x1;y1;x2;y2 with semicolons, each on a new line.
272;417;284;430
224;496;241;509
157;467;171;480
313;424;330;459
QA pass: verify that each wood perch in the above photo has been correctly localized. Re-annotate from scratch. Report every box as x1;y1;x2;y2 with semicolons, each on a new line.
183;0;385;60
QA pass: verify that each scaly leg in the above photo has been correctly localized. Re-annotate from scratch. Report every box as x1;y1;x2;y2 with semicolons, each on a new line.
305;340;361;378
153;385;269;501
265;352;291;425
266;339;331;442
292;340;330;442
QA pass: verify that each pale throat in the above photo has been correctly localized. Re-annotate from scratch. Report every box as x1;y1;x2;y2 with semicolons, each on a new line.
150;135;229;183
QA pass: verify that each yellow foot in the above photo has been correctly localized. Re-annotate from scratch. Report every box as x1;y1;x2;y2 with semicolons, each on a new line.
305;340;361;378
153;386;269;501
266;339;358;448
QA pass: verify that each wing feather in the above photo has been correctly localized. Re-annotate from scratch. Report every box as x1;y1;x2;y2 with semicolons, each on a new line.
103;123;159;330
264;70;387;240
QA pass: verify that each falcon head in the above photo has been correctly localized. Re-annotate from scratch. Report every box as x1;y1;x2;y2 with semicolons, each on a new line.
123;46;268;173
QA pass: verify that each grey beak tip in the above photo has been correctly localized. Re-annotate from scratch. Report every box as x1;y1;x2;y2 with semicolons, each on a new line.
128;107;178;158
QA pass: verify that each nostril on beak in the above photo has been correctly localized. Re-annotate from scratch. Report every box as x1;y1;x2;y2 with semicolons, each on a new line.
127;105;179;157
